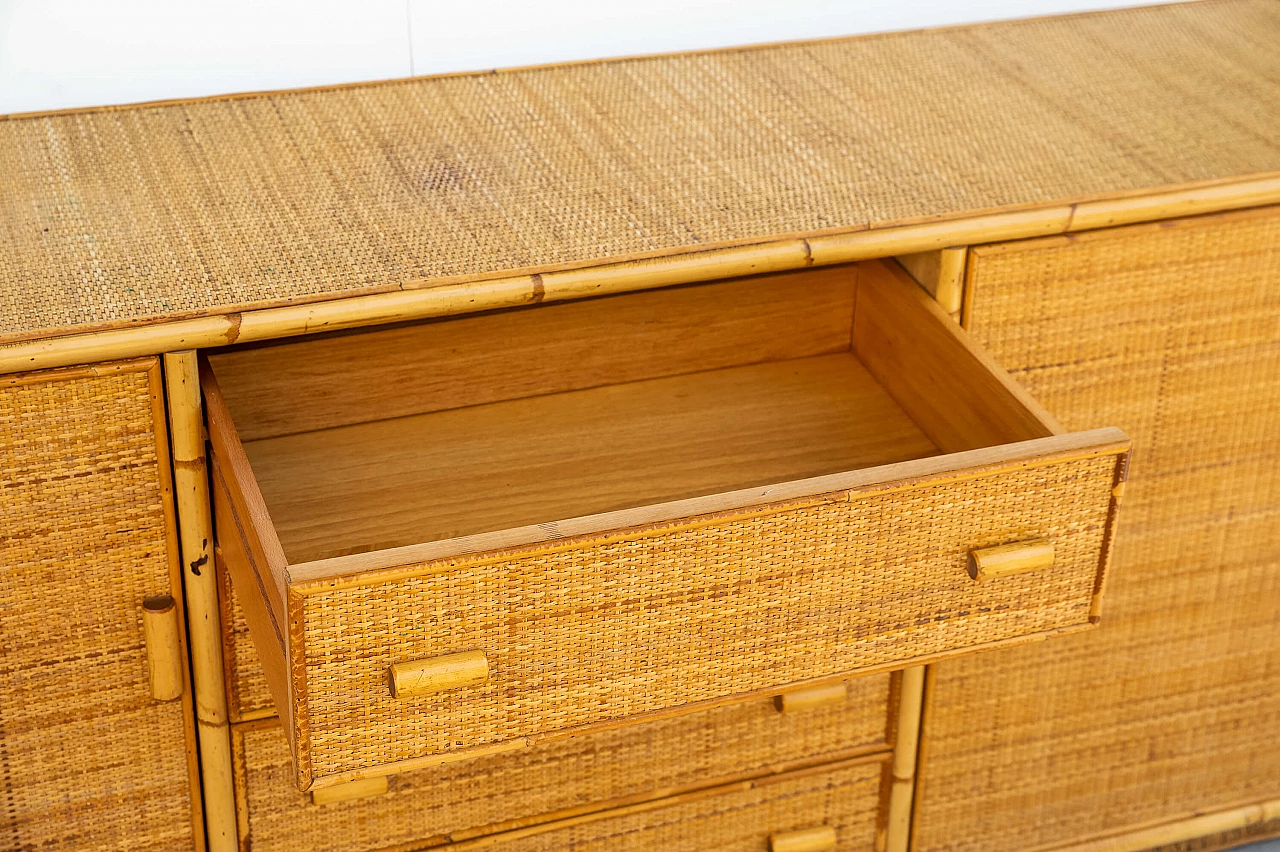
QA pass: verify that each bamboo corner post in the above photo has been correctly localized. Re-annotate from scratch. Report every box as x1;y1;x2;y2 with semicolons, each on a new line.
164;351;238;852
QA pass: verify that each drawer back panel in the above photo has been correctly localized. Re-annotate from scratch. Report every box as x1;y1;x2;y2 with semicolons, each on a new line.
207;267;857;441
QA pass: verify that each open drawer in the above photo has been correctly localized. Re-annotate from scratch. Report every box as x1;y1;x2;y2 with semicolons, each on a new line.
203;259;1129;790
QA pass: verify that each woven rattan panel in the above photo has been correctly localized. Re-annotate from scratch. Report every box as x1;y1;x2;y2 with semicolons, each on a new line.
914;207;1280;851
0;362;196;850
233;677;889;851
470;759;884;852
2;1;1278;343
299;454;1117;780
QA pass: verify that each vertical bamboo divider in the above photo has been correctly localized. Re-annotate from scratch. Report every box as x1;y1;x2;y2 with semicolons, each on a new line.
165;351;238;852
894;247;967;319
883;666;926;852
934;247;967;319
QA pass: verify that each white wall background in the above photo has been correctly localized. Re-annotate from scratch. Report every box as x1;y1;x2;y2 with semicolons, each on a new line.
0;0;1185;115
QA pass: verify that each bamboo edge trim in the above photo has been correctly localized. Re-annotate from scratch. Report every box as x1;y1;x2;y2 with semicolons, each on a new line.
2;171;1269;352
1027;796;1280;852
0;356;153;384
147;359;208;852
303;622;1094;791
2;184;1278;376
288;429;1130;590
163;352;239;852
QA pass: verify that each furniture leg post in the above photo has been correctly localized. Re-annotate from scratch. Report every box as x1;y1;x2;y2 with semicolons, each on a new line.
165;350;238;852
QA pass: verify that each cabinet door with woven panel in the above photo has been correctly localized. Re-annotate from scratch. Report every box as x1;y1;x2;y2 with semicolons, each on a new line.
0;360;201;850
913;206;1280;852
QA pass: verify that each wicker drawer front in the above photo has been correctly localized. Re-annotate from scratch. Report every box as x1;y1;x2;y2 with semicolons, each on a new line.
467;759;886;852
232;675;890;851
205;260;1128;788
0;361;198;850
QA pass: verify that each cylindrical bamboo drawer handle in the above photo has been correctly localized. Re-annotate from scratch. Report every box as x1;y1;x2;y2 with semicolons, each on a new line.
770;825;837;852
390;650;489;698
774;681;847;713
142;595;183;701
311;775;389;805
968;538;1054;581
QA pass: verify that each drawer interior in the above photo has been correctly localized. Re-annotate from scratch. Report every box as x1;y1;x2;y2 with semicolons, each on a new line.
206;261;1058;566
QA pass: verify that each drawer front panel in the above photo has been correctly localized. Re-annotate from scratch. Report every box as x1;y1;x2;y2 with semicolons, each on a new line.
234;677;891;851
298;451;1120;780
916;207;1280;851
471;759;884;852
0;362;198;850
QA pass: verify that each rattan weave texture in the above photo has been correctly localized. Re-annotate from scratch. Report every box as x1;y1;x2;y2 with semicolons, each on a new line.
297;454;1118;780
464;759;885;852
0;362;196;850
1;0;1277;342
914;207;1280;851
232;676;889;851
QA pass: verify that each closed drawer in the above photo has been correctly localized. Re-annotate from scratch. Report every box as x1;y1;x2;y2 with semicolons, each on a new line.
205;259;1129;789
455;759;886;851
232;675;891;850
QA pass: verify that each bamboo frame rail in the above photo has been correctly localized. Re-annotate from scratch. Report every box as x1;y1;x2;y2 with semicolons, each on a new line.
165;351;238;852
2;178;1277;377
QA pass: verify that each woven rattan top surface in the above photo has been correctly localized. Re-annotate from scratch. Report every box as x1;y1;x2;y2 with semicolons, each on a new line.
1;0;1278;343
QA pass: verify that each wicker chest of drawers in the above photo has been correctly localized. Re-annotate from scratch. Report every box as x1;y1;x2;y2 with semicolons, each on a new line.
2;2;1279;851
